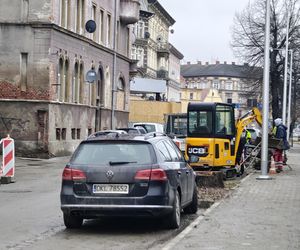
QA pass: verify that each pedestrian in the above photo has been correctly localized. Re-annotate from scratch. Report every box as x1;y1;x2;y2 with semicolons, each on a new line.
272;118;289;173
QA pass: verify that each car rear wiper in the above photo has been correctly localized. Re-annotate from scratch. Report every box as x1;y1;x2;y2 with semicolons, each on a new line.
109;161;137;165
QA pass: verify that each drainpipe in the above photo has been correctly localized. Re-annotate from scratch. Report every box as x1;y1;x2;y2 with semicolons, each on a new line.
111;0;118;129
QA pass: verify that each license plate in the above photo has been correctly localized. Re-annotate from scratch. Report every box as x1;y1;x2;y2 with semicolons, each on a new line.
92;184;129;194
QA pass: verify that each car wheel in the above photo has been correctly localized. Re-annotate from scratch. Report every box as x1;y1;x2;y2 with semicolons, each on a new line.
165;191;181;229
183;185;198;214
63;213;83;229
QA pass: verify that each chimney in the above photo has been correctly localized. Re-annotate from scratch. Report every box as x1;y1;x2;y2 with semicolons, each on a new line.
232;62;235;65
197;61;202;65
224;61;227;64
216;61;220;64
187;61;191;65
205;62;209;65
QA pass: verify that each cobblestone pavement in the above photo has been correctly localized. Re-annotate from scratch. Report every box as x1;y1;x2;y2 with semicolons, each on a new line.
159;145;300;250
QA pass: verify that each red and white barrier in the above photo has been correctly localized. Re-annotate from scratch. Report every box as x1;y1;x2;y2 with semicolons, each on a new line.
0;135;15;178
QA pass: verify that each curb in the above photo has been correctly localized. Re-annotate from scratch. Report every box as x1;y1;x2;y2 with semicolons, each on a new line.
161;172;253;250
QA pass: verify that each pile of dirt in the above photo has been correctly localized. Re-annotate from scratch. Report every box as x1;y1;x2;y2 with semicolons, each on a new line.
197;180;240;208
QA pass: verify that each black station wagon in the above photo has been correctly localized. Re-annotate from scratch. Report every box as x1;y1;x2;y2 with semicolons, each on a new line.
60;132;198;229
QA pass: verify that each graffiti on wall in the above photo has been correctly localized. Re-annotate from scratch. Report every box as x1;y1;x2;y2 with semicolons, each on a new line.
0;115;30;137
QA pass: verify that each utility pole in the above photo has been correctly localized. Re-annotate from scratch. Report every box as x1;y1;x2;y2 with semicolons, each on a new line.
257;0;271;180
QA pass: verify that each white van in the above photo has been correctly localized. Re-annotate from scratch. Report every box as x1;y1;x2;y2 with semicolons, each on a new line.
132;122;164;133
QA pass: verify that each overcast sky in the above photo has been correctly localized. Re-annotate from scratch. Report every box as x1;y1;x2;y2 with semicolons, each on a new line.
159;0;251;64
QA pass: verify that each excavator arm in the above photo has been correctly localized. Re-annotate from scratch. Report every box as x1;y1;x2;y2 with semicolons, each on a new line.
234;107;262;156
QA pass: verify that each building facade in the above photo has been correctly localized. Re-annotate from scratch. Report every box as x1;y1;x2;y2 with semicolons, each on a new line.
181;61;262;115
0;0;140;157
130;0;183;102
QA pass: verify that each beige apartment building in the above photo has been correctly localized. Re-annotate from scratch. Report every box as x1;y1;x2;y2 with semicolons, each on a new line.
181;61;262;116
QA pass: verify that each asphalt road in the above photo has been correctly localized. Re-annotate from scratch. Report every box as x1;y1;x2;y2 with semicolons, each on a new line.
0;157;202;250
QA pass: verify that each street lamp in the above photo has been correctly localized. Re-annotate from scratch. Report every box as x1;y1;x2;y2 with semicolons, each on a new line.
257;0;271;180
272;48;293;140
282;5;290;126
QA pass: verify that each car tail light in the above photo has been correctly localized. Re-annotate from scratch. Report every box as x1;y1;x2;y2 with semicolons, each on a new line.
62;167;86;181
175;141;180;148
135;168;167;181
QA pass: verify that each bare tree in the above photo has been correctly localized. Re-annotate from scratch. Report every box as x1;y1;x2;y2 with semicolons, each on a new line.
231;0;300;121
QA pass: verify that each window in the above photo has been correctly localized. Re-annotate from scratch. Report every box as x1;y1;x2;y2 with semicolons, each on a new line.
76;128;81;139
212;80;220;89
215;105;234;136
188;111;213;135
156;141;172;161
190;93;193;100
79;63;84;103
199;81;207;89
92;4;97;41
107;14;111;47
64;60;70;102
73;62;79;103
164;140;181;161
226;93;232;104
71;142;153;165
20;52;28;91
225;81;233;90
247;99;257;107
99;9;104;43
76;0;85;34
58;58;64;101
56;128;61;140
88;128;92;136
61;128;66;140
71;128;76;139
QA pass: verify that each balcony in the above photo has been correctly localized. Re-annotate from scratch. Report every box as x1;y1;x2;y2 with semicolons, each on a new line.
157;69;169;79
157;42;170;58
120;0;140;25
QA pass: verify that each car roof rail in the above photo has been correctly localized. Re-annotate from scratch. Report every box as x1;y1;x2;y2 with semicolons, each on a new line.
144;132;167;140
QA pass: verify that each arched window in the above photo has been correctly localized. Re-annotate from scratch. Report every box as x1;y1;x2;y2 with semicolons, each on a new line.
105;68;111;108
96;67;104;106
58;58;64;101
64;60;70;102
79;63;84;104
73;62;79;103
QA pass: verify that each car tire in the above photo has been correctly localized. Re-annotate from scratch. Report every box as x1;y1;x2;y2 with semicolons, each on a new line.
165;191;181;229
183;185;198;214
63;213;83;229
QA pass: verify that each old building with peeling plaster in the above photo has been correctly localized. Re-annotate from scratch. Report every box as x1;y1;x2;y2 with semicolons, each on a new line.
0;0;140;157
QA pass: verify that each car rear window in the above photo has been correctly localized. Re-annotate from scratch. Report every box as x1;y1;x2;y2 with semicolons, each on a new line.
71;142;154;165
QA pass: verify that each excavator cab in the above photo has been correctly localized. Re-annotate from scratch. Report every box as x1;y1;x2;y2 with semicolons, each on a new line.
185;102;237;173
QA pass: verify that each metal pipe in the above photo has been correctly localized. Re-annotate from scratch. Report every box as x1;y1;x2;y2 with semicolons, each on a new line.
287;50;293;141
257;0;271;180
111;0;118;129
282;8;290;125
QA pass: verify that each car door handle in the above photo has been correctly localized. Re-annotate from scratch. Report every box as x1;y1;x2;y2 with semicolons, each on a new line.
177;171;182;175
186;170;190;175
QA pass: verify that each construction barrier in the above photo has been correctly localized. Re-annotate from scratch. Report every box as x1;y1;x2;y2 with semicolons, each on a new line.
0;135;15;183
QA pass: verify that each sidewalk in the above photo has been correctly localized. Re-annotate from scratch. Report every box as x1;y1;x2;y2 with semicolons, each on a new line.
162;145;300;250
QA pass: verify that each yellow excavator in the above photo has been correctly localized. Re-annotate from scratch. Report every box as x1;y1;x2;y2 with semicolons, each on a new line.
185;102;262;178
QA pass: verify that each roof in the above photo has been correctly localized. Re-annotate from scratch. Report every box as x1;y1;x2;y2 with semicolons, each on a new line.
181;63;263;80
148;0;175;26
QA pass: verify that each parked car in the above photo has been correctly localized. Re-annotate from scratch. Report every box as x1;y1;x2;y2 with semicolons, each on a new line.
117;127;147;135
60;133;198;229
132;122;164;133
87;130;127;139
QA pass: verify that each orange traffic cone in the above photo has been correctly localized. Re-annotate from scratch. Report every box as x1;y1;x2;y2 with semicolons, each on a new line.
269;156;277;174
